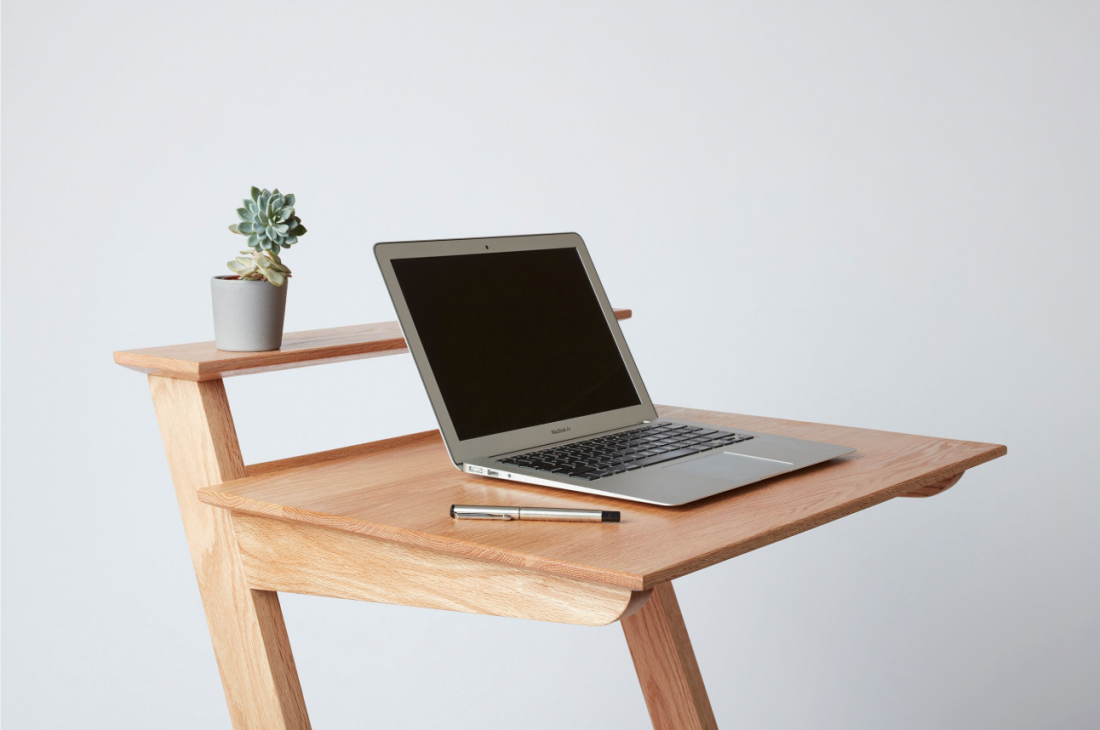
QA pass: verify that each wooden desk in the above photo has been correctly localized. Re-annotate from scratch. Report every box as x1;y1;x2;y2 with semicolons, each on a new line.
115;310;1005;730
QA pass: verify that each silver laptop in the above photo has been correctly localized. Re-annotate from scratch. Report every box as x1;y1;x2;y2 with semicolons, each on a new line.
375;232;854;506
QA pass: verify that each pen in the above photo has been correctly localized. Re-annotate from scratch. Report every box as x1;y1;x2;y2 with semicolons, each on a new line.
450;505;620;523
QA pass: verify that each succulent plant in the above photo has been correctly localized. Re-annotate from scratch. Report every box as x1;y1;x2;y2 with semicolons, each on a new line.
229;186;307;253
227;249;292;286
227;186;306;286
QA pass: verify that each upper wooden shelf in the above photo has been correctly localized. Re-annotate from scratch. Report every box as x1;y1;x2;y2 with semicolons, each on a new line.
114;308;632;380
198;405;1006;591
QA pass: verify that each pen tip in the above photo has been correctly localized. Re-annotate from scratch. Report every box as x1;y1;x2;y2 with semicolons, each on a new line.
602;511;621;522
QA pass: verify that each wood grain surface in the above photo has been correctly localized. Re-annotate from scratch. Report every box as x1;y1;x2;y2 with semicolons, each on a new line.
149;376;310;730
622;582;717;730
234;513;649;626
899;471;965;497
199;406;1006;591
115;308;632;380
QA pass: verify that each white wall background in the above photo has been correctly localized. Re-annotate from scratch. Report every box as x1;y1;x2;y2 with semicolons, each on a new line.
3;1;1098;727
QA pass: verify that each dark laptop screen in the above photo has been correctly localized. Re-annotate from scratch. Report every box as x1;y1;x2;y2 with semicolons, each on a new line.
391;247;641;441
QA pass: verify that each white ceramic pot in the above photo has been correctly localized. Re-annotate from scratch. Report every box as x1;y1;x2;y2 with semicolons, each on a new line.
210;276;288;351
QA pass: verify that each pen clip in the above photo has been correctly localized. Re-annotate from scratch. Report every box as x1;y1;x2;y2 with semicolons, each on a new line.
458;512;514;520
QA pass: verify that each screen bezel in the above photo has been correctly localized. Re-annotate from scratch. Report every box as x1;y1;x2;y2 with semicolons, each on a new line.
374;232;657;467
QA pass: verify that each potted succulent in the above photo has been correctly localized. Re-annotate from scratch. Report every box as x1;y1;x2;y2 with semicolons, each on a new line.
211;186;307;351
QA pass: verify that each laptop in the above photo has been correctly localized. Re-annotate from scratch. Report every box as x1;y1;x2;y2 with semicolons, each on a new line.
374;232;854;506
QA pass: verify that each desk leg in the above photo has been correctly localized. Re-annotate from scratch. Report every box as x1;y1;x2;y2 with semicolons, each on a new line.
150;376;311;730
622;582;717;730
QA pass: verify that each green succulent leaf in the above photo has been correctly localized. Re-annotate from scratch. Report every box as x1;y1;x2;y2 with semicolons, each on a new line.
233;186;306;262
266;269;286;286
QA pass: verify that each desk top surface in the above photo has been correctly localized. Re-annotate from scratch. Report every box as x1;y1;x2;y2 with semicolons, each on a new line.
199;405;1005;590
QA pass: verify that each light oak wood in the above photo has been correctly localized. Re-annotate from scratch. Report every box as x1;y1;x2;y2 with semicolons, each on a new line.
899;471;964;497
115;308;632;381
120;310;1009;730
234;513;649;626
245;430;440;477
199;406;1007;591
622;582;717;730
149;376;310;730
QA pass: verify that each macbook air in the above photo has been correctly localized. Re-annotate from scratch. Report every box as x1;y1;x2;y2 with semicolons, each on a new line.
374;232;853;506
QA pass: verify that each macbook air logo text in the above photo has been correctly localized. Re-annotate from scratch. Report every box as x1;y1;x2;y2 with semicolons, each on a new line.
551;426;571;435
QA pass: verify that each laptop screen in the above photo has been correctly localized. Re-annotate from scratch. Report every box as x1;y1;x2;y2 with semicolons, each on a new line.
391;247;641;441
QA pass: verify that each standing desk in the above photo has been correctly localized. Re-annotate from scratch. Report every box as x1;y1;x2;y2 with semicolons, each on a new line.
114;309;1006;729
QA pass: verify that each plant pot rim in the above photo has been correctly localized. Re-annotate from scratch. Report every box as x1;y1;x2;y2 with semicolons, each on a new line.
212;275;286;283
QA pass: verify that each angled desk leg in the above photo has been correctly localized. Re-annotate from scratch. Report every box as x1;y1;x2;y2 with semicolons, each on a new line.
149;376;310;730
622;582;718;730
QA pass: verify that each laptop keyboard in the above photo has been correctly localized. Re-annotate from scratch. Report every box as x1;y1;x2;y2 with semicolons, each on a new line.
497;423;753;481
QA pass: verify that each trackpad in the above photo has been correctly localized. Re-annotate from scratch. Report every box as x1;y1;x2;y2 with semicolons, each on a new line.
664;452;793;483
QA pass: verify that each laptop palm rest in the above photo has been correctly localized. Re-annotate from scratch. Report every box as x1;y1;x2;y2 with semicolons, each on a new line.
664;452;793;483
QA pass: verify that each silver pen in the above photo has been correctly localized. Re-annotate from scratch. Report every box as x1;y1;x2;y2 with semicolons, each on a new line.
450;505;621;523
